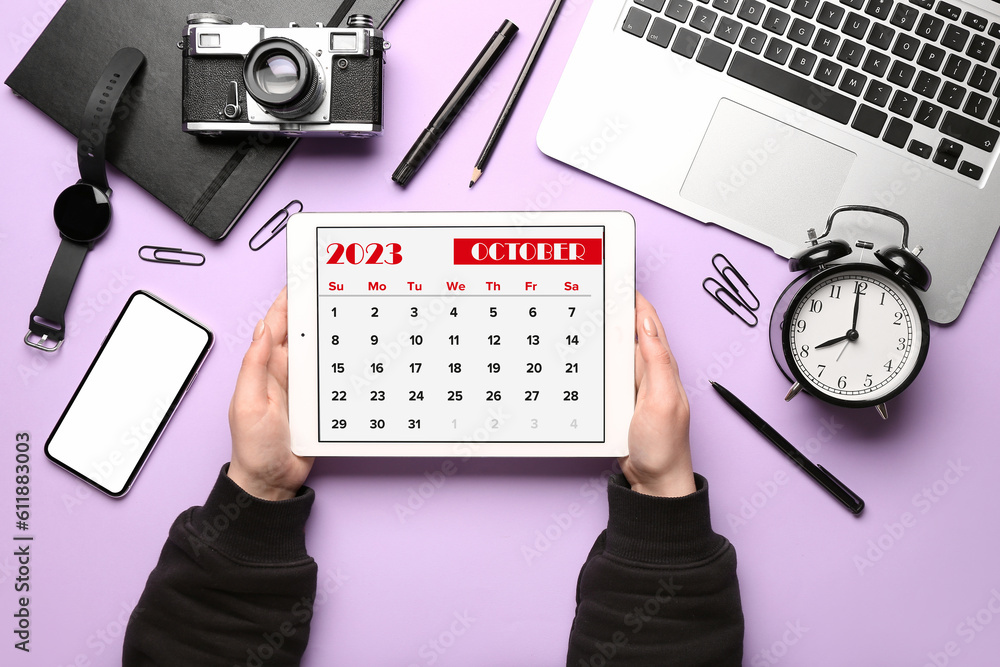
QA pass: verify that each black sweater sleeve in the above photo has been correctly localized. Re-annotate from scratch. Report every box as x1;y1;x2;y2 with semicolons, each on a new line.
566;473;744;666
123;465;318;667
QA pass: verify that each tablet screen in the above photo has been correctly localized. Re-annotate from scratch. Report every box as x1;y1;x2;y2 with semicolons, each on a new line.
315;225;607;444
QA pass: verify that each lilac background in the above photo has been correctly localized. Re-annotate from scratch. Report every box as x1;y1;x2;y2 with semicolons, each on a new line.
3;1;1000;665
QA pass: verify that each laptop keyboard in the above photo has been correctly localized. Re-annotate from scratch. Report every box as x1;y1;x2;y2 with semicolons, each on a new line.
622;0;1000;182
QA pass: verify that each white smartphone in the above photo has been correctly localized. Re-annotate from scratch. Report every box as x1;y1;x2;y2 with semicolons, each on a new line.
45;291;213;496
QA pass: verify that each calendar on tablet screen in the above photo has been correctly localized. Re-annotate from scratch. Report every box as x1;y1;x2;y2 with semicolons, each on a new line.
287;211;635;457
316;225;606;442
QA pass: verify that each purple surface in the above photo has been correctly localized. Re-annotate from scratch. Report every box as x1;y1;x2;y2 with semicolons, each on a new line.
3;1;1000;665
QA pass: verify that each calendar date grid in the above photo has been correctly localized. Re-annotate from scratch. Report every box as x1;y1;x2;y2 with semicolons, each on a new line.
317;298;604;443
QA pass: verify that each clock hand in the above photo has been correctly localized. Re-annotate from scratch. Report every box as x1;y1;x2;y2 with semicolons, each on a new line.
851;289;861;331
836;338;850;362
816;334;850;349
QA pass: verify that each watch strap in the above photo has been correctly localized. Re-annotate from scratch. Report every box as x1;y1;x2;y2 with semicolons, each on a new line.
77;47;146;193
25;239;89;351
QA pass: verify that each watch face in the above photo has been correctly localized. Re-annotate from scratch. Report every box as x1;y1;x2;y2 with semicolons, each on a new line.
784;265;929;407
54;183;111;243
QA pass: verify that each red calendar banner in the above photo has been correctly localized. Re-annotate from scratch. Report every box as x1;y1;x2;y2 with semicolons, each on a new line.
453;238;602;265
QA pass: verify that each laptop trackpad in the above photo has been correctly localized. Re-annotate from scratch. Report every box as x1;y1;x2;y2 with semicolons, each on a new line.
680;99;855;239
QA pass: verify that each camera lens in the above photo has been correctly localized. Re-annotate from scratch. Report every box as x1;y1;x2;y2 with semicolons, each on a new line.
244;38;325;120
255;54;299;95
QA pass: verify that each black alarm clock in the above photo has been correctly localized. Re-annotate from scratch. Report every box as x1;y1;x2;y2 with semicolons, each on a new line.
770;206;931;420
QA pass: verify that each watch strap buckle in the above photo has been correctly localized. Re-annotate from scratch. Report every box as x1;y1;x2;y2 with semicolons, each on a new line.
24;327;63;352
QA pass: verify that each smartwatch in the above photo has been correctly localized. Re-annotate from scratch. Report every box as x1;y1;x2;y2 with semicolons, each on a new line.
25;47;145;351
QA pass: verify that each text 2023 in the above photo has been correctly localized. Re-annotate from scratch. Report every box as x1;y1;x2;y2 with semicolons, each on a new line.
326;243;402;265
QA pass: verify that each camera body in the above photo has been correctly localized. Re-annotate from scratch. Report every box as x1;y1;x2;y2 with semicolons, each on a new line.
181;13;387;137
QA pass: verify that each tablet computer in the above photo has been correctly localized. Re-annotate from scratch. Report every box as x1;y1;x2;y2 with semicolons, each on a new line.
287;211;635;457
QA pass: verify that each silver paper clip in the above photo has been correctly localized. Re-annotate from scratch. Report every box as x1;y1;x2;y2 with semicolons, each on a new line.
250;199;303;251
703;253;759;327
138;246;206;266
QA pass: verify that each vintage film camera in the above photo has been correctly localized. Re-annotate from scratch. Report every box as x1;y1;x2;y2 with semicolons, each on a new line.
181;13;388;137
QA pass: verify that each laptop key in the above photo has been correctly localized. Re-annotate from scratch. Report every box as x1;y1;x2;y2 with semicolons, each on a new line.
957;161;984;179
789;19;816;44
917;44;945;71
883;117;913;146
770;0;792;8
843;12;871;39
940;111;999;150
966;35;995;62
968;65;996;92
864;0;893;21
764;8;791;34
890;90;918;116
852;104;888;136
728;52;856;122
666;0;695;22
623;7;652;36
890;5;919;31
840;69;868;95
738;0;767;24
933;138;961;168
765;37;794;63
864;80;892;106
672;26;702;57
692;7;720;32
740;27;769;53
910;0;933;9
841;0;865;9
963;13;988;33
908;139;932;158
937;82;965;108
818;2;846;28
914;100;943;127
647;17;678;47
867;24;895;49
913;71;941;96
697;38;734;69
942;54;971;81
915;14;944;41
816;58;844;84
636;0;667;10
888;61;916;86
715;16;743;42
964;92;990;119
791;48;819;73
838;39;866;66
712;0;740;14
862;49;890;76
792;0;820;18
941;25;970;52
814;29;841;55
935;2;960;21
892;33;919;61
990;100;1000;128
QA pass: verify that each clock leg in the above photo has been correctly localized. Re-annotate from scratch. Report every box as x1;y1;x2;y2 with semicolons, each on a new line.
784;382;803;402
875;403;888;420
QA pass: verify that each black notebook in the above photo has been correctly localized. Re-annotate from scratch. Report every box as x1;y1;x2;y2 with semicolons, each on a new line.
6;0;404;240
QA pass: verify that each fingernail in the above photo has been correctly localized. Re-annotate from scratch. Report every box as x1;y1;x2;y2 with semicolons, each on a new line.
253;320;264;341
643;317;657;337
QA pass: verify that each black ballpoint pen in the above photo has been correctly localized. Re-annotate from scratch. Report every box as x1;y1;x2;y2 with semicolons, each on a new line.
711;381;865;515
392;20;518;187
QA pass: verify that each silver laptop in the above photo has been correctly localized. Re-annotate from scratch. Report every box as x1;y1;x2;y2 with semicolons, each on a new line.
538;0;1000;323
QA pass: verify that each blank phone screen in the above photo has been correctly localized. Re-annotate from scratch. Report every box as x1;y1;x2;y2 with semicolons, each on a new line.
46;292;212;496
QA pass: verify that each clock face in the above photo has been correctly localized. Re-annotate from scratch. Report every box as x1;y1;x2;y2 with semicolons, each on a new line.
784;266;929;406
